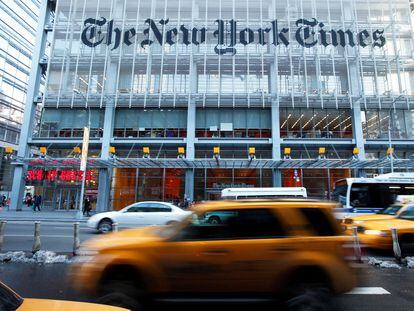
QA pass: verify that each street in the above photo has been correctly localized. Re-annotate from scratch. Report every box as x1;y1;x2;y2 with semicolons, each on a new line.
0;221;96;253
0;262;413;310
0;220;413;310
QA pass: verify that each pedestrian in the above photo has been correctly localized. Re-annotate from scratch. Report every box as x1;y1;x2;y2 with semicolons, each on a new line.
25;194;33;210
34;194;42;212
83;196;91;217
0;195;6;208
32;195;37;211
173;197;180;206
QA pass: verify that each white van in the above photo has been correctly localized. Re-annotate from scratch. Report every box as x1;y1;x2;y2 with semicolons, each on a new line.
221;187;307;199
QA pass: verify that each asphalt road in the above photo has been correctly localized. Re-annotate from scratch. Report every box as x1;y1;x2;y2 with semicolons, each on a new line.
0;221;97;253
0;262;413;311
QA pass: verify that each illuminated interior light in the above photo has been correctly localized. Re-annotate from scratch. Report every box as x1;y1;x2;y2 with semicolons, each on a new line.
314;114;329;128
333;116;352;130
291;114;304;129
302;114;318;129
280;113;292;128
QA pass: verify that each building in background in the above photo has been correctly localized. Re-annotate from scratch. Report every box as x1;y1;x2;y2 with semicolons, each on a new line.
0;0;40;196
10;0;414;211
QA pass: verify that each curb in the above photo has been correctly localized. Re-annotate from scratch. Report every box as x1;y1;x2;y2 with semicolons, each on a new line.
0;218;88;223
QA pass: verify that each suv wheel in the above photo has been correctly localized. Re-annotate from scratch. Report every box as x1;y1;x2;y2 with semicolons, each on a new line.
208;216;221;224
98;219;113;234
97;280;142;311
285;281;332;311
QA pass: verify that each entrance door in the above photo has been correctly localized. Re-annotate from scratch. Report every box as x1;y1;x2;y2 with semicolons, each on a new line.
58;188;80;210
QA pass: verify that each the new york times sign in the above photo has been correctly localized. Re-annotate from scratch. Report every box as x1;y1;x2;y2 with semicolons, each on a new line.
81;17;386;55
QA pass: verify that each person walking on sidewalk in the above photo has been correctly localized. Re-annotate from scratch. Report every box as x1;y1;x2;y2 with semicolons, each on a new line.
83;196;91;217
34;195;42;212
25;193;33;210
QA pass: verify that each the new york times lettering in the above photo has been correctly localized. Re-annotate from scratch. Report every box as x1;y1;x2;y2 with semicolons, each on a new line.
81;17;386;54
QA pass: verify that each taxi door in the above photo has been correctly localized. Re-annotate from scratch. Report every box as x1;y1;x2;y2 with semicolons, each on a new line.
219;208;296;293
152;218;237;294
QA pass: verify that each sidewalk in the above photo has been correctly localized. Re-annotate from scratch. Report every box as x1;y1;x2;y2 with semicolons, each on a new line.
0;208;92;222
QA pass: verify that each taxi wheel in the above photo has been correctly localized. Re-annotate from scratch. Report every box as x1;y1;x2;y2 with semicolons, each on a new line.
208;216;221;224
98;219;113;234
285;281;332;311
97;280;143;311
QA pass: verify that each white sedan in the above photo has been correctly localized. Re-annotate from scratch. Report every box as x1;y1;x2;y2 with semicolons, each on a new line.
87;201;191;233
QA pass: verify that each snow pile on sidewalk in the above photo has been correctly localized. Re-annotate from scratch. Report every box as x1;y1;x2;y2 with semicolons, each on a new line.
0;251;71;264
367;257;401;269
407;257;414;268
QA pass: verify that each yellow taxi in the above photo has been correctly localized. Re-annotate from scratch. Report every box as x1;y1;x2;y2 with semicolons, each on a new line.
0;281;127;311
341;204;410;233
70;199;356;311
356;205;414;254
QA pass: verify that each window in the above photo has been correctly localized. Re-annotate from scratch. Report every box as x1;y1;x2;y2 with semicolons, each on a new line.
398;207;414;220
178;209;286;241
125;205;140;213
148;203;172;212
299;208;338;236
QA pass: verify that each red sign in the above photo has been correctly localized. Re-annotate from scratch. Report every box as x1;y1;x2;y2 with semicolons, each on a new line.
27;170;44;181
46;170;58;181
27;169;95;182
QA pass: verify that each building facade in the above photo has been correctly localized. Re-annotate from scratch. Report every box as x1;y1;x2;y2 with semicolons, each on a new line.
0;0;41;195
10;0;414;211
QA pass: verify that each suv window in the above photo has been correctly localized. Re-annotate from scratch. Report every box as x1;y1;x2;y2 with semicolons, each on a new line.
298;208;338;236
179;208;286;241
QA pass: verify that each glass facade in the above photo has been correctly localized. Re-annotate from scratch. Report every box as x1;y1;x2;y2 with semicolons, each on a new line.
0;0;40;192
16;0;414;210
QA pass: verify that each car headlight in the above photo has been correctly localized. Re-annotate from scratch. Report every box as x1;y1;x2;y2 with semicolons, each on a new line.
364;230;389;237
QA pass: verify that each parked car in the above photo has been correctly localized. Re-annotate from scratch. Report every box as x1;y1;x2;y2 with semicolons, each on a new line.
87;201;191;233
71;199;356;310
355;205;414;255
0;280;127;311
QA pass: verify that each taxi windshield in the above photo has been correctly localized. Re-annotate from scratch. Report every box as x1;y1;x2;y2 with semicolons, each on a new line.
377;205;402;215
0;282;23;311
397;207;414;221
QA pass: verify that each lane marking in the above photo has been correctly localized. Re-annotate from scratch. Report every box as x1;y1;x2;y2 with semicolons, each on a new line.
346;287;390;295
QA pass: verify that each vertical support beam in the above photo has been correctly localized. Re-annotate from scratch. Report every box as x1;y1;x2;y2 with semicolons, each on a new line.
270;63;282;187
352;100;366;177
185;78;196;200
97;67;116;212
184;3;198;201
185;169;194;202
10;0;51;211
